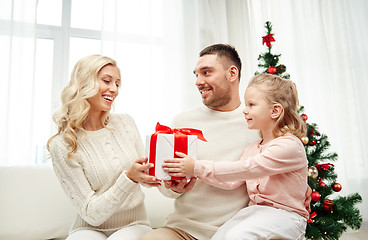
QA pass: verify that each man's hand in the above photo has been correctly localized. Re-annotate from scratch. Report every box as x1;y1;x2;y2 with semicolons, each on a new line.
126;157;161;187
163;177;197;194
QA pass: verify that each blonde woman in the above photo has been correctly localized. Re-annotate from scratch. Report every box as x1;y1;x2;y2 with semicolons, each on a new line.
164;73;308;239
47;54;159;240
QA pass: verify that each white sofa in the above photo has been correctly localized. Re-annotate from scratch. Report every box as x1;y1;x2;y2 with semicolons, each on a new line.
0;165;174;240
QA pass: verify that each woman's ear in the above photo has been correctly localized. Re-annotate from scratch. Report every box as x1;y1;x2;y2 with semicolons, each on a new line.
271;104;283;119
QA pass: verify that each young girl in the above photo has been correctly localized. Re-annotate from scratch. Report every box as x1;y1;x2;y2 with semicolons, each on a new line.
163;73;309;240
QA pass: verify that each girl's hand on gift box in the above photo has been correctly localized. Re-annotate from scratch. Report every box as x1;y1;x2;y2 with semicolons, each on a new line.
126;157;161;187
162;152;195;178
163;178;197;193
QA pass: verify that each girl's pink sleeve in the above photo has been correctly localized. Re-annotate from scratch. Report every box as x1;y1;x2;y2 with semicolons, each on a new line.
194;135;307;188
194;160;245;190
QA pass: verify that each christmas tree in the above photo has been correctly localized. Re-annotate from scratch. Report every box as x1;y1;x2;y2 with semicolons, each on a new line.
255;21;362;240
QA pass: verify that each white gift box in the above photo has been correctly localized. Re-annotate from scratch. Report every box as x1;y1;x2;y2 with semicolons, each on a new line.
146;134;197;180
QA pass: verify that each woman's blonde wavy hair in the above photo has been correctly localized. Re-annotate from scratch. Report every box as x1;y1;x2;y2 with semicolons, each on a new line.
248;73;306;139
47;54;118;160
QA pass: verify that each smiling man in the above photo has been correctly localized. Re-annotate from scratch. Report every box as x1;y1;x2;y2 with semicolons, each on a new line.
139;44;259;240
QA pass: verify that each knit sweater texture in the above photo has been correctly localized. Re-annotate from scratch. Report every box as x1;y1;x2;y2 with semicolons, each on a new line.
49;114;150;233
160;105;259;240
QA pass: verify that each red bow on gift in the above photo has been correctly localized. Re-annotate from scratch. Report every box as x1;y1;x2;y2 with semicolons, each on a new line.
154;122;207;142
148;123;207;180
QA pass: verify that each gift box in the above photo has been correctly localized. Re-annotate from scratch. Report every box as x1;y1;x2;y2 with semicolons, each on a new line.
146;123;207;180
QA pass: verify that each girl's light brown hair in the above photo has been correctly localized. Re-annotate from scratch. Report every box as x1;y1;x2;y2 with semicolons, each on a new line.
248;73;306;139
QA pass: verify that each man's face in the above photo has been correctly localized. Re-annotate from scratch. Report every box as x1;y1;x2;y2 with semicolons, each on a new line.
193;54;232;110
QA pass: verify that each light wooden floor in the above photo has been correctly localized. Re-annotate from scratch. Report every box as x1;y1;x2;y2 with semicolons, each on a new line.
340;227;368;240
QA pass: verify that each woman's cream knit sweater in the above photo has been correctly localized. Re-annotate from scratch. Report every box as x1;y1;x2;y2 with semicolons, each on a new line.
49;114;150;233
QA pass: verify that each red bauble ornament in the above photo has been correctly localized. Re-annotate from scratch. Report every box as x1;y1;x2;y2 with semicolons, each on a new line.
332;183;342;192
309;140;316;146
268;66;277;74
301;114;308;122
323;199;334;211
319;181;326;187
311;191;321;202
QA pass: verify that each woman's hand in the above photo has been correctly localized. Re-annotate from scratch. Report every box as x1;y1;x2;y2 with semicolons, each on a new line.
162;152;195;178
126;157;161;187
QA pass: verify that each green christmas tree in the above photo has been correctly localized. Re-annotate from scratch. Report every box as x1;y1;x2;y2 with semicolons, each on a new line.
255;21;362;240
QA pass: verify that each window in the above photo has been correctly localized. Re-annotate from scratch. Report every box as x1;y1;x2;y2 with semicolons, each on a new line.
0;0;168;165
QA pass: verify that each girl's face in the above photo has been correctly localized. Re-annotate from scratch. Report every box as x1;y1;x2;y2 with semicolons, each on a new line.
87;64;121;115
242;85;274;132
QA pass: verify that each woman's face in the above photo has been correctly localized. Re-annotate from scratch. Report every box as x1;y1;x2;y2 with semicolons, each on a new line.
87;64;121;115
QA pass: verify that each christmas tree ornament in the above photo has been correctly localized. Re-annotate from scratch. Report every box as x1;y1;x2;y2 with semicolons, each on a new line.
316;163;334;172
311;191;321;202
301;114;308;122
262;33;275;48
309;140;316;146
276;64;286;74
268;66;277;74
332;183;342;192
310;127;315;136
322;199;334;211
308;166;318;179
307;212;317;223
301;136;309;145
319;181;326;187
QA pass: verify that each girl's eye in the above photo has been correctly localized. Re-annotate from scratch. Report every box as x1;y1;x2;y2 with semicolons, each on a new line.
103;79;110;84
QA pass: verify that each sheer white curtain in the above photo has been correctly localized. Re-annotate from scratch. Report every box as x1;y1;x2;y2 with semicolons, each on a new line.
190;0;368;227
98;0;197;139
0;0;42;165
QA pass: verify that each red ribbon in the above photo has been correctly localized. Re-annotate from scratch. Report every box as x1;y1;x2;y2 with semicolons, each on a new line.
149;123;207;180
154;123;207;142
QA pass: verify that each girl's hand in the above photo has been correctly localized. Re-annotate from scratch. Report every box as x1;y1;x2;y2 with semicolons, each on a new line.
162;152;195;178
126;157;161;187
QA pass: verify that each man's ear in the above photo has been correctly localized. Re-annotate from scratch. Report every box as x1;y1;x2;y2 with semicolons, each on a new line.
227;65;239;83
271;104;283;119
